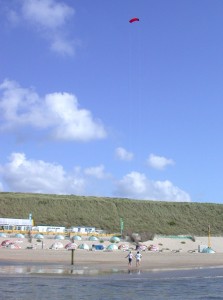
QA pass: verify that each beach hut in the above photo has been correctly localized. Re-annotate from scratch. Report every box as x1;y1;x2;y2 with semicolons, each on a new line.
106;244;118;251
72;235;82;241
50;242;64;250
54;235;65;240
15;233;25;238
110;236;120;243
78;243;90;250
34;234;44;239
65;242;77;250
88;236;98;241
0;233;7;238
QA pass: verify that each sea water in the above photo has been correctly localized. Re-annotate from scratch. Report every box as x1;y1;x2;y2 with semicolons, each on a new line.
0;265;223;300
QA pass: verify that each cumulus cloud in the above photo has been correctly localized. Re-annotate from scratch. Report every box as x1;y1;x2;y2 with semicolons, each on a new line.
0;152;85;194
0;79;107;141
147;153;175;170
114;171;191;202
84;165;110;179
115;147;134;161
8;0;76;55
0;152;191;202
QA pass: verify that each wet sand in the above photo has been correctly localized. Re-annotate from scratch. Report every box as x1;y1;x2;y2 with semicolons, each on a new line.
0;235;223;274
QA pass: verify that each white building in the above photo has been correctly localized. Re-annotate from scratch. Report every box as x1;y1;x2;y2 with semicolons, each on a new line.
32;225;65;233
70;226;95;234
0;217;33;231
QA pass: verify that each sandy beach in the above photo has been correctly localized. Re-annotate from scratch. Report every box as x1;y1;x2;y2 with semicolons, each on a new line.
0;235;223;274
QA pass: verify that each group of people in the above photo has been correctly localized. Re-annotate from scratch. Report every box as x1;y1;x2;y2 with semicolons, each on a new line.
125;251;142;267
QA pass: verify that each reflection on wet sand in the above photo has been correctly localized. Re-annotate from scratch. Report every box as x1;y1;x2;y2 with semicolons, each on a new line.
0;264;130;276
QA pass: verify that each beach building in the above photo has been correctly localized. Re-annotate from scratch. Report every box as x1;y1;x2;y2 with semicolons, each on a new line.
70;226;95;234
0;217;33;231
32;225;65;233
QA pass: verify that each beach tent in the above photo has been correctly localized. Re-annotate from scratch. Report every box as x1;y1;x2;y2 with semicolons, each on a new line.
65;242;77;250
148;245;159;252
110;236;120;243
92;244;104;251
137;244;147;251
106;244;118;251
7;243;21;249
78;243;90;250
0;233;7;237
15;233;25;238
88;236;98;241
118;244;129;251
202;247;215;254
1;240;11;247
50;242;64;250
34;234;44;239
72;235;82;241
54;235;65;240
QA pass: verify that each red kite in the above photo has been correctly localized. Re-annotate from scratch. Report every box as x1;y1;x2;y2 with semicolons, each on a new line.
129;17;139;23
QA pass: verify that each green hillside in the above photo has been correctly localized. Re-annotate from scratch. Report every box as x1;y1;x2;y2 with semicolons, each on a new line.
0;192;223;235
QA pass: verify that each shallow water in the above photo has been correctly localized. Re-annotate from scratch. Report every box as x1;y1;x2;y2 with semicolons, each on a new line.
0;265;223;299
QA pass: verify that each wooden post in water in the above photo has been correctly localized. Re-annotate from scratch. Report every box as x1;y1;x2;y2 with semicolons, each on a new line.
208;224;211;248
71;249;75;265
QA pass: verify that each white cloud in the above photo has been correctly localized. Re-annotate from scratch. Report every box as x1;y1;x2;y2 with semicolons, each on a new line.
147;153;175;170
115;147;134;161
1;152;85;195
21;0;74;29
0;79;107;141
8;0;76;55
0;152;191;202
114;171;191;202
84;165;109;179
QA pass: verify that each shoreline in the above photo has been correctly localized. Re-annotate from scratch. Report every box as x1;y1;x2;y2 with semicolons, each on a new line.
1;249;223;276
0;235;223;276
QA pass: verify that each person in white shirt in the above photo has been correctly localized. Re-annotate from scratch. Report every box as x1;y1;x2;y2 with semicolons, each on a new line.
125;251;133;267
135;251;142;267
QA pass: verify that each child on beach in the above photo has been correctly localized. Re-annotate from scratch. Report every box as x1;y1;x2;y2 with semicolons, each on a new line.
135;251;142;267
125;251;133;267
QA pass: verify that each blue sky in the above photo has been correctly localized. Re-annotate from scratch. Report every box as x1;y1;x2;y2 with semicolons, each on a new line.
0;0;223;203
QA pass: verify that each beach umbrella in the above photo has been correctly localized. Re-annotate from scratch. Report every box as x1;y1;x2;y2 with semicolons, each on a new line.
34;234;44;239
50;242;64;250
54;235;65;240
72;235;82;241
78;243;90;250
65;242;77;250
110;236;120;243
88;236;98;241
106;244;118;251
0;233;7;238
15;233;25;238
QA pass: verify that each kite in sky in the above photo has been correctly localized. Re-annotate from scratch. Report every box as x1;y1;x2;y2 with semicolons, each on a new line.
129;17;140;23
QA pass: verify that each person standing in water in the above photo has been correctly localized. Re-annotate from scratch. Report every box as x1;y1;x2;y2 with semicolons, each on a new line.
126;251;133;267
135;251;142;267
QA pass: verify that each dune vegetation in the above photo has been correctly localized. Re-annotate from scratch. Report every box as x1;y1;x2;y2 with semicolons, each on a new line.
0;192;223;236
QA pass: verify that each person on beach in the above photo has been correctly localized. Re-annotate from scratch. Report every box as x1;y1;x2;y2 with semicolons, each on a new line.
126;251;133;267
135;251;142;267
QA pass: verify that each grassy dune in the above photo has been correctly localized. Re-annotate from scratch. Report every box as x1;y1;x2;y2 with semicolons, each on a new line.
0;192;223;235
